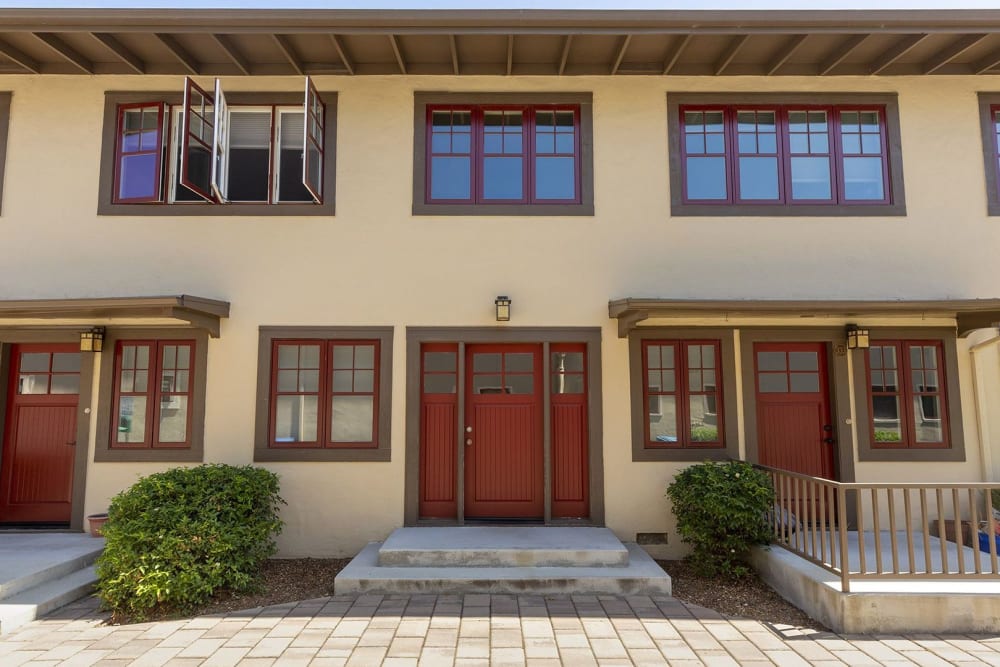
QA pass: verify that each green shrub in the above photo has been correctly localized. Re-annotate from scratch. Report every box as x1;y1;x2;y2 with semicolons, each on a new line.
689;425;719;442
874;430;902;442
96;464;284;620
666;460;773;578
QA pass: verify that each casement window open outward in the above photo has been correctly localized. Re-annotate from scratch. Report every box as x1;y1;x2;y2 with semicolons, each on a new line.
113;77;326;205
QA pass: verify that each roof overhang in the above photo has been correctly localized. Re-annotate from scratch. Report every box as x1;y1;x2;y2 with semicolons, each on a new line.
0;295;230;337
1;9;1000;76
608;298;1000;338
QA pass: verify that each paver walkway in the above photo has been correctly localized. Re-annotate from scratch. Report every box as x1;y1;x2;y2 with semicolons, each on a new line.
1;593;999;666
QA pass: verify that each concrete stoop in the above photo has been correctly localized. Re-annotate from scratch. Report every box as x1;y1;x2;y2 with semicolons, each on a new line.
750;544;1000;634
335;527;672;595
0;534;104;635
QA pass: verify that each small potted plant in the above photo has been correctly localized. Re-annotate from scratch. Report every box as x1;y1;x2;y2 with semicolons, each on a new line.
87;512;109;538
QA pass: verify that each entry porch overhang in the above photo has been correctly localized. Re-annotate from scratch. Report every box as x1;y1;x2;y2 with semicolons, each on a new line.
609;297;1000;338
0;295;231;337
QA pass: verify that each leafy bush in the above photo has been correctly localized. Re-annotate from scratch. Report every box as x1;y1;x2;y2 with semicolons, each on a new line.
666;460;773;578
690;426;719;442
874;430;902;442
96;464;284;620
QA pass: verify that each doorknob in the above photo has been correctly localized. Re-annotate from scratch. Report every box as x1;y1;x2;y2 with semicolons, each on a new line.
823;424;833;432
465;438;473;446
66;440;76;446
466;426;472;433
823;438;835;445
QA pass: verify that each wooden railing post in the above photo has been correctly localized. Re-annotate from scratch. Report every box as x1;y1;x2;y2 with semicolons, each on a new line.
838;485;851;593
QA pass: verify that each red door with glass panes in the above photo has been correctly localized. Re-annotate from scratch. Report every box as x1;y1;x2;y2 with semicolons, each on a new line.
754;342;835;479
0;345;80;524
464;344;544;519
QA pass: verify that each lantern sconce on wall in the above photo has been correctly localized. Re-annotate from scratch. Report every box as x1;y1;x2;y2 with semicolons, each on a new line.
495;296;511;322
846;324;870;350
80;327;105;353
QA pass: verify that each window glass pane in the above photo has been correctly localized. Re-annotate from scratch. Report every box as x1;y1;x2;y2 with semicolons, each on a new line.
552;374;584;394
872;396;902;443
507;375;534;394
424;374;457;394
483;157;523;199
277;111;314;203
425;352;456;372
134;370;149;393
353;345;375;370
843;157;884;200
299;369;319;393
914;396;943;443
332;345;354;370
789;351;818;371
923;346;938;369
790;373;820;393
535;157;575;200
505;353;533;372
688;370;703;392
552;352;584;373
686;157;727;200
757;351;786;371
19;353;49;373
227;111;271;202
687;345;702;368
18;375;49;394
274;395;318;442
278;345;300;369
176;346;191;370
116;396;147;443
689;395;719;442
738;157;779;200
120;154;159;200
758;373;788;393
332;370;353;392
120;370;134;393
473;353;502;373
162;345;177;370
649;395;678;443
685;134;705;154
841;134;861;154
861;133;881;154
277;369;298;392
431;156;471;200
790;157;832;200
354;370;375;393
158;396;188;443
331;395;374;442
50;375;80;395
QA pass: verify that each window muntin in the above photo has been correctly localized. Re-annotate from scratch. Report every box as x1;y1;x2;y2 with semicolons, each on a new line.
111;77;325;206
680;104;891;206
426;104;581;205
269;339;380;449
112;340;195;449
866;341;949;449
642;340;723;448
16;351;81;395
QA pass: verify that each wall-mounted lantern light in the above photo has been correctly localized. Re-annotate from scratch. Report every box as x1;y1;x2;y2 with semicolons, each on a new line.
846;324;870;350
495;296;511;322
80;327;105;352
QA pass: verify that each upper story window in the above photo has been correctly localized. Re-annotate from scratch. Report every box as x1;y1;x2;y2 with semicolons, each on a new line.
413;93;594;216
668;93;906;217
99;80;336;216
977;93;1000;216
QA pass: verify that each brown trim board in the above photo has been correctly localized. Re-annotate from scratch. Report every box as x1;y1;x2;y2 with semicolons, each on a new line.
404;327;604;527
0;93;10;217
98;91;337;217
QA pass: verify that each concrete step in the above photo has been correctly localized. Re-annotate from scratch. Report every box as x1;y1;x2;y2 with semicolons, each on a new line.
337;542;671;596
0;565;97;635
378;527;630;568
0;535;103;601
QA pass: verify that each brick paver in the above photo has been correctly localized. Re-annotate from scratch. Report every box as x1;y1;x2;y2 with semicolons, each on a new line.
2;593;1000;666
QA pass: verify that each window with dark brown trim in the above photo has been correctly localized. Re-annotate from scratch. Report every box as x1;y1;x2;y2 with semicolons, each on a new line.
641;340;724;449
94;328;208;463
978;93;1000;216
668;93;905;217
254;327;392;462
866;340;950;449
413;93;594;216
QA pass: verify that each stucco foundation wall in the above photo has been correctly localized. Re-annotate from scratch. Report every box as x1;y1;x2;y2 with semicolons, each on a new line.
1;74;999;556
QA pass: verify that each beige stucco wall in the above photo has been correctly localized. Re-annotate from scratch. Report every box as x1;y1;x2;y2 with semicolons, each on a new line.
1;74;999;557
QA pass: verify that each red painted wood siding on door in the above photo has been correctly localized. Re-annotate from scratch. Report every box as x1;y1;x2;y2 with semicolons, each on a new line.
464;344;544;519
551;343;589;518
0;344;79;524
419;343;458;519
754;342;835;480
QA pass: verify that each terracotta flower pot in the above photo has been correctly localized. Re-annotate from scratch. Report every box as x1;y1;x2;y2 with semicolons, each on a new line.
87;513;109;538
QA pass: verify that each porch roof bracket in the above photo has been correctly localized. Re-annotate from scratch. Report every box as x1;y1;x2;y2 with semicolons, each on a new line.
0;295;231;338
609;297;1000;339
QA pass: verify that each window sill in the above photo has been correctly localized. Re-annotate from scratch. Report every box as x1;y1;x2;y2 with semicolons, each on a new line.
632;447;731;463
413;202;593;217
98;202;335;217
671;203;906;217
858;446;965;463
94;447;202;463
254;447;391;462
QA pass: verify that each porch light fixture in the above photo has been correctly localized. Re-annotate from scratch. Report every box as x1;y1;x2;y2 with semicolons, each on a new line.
80;327;105;353
495;296;511;322
846;324;870;350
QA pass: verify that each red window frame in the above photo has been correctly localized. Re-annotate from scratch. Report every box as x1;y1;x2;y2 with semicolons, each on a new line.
641;340;724;449
865;340;950;449
425;104;582;205
110;339;195;449
268;339;380;449
112;102;166;204
679;104;892;207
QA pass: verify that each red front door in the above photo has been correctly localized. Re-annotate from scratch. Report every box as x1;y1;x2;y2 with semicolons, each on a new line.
0;344;81;524
754;342;836;479
464;344;544;519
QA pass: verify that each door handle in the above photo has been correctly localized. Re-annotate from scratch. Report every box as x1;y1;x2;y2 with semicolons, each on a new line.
823;438;835;445
823;424;833;432
465;438;473;446
66;440;76;446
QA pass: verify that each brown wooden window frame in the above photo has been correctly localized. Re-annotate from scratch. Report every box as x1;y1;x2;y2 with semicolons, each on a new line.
668;92;906;217
977;93;1000;216
98;90;337;217
94;328;208;463
413;92;594;216
254;327;393;462
864;340;951;450
641;339;724;450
